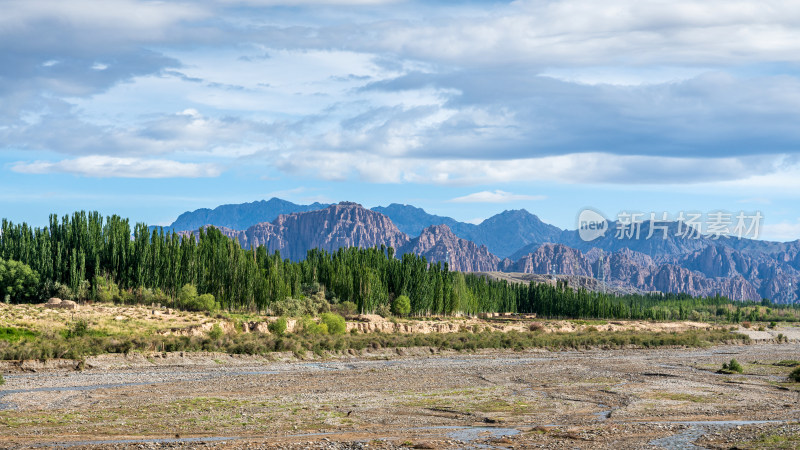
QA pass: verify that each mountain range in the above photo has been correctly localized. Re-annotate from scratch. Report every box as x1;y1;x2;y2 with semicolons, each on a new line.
167;198;800;304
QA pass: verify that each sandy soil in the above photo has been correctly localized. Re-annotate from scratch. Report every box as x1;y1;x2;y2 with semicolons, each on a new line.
0;301;731;338
1;342;799;449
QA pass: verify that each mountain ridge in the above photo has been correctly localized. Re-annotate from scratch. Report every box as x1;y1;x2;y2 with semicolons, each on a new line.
169;198;799;303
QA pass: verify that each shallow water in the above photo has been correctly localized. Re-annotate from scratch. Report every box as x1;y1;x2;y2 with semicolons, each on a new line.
647;419;788;449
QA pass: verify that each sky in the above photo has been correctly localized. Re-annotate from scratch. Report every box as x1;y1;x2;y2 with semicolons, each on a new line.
2;0;800;241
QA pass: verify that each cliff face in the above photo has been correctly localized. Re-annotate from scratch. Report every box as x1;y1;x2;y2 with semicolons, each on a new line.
242;202;409;261
646;265;760;301
398;225;500;272
507;244;593;277
506;245;761;301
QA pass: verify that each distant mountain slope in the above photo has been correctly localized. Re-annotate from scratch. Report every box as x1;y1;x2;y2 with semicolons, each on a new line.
167;198;329;232
463;209;564;258
398;224;500;272
370;204;472;237
239;202;409;261
373;205;563;258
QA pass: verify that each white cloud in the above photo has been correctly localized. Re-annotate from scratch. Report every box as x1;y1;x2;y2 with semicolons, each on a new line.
273;150;789;187
449;190;546;203
10;156;221;178
761;218;800;242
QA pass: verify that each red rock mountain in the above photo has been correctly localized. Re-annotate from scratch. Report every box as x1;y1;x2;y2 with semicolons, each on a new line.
507;244;593;276
240;202;409;261
399;225;500;272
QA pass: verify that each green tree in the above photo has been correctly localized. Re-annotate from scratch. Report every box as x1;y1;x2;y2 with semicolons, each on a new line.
268;317;288;336
320;312;346;335
0;258;40;303
392;295;411;317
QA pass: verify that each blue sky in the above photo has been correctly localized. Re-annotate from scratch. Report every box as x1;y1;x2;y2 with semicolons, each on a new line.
2;0;800;240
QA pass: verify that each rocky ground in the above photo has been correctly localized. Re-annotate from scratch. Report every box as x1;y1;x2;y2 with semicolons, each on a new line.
1;342;799;449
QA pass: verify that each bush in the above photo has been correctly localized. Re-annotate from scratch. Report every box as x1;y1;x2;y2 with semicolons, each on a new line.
268;317;288;336
721;358;743;374
790;367;800;383
336;301;358;316
93;275;120;303
392;295;411;317
300;316;328;335
320;313;347;335
177;284;219;312
0;258;41;303
270;296;330;317
0;374;4;385
741;321;751;329
375;303;392;318
208;324;223;340
63;320;90;339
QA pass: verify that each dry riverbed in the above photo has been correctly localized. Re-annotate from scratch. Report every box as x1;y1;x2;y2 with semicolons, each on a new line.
1;342;799;449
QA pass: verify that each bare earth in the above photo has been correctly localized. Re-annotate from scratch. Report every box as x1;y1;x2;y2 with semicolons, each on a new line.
1;341;800;449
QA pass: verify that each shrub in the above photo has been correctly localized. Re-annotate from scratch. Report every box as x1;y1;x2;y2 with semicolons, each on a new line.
336;301;358;316
93;275;120;303
320;313;346;335
721;358;743;374
0;374;4;385
268;317;288;336
769;321;777;329
790;367;800;383
177;284;218;312
208;324;223;340
270;296;330;317
375;303;392;318
392;295;411;317
529;322;544;332
741;321;751;329
300;317;328;335
63;320;90;339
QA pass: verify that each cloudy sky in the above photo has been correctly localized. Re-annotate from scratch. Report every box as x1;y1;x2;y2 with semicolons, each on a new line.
2;0;800;240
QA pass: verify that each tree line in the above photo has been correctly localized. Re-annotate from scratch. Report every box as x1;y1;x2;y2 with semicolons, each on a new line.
0;211;796;321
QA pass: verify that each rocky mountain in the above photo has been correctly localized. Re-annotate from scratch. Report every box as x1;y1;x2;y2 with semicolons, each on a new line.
460;209;564;259
561;220;711;262
506;244;593;276
646;265;760;301
168;198;800;303
166;198;329;232
398;225;500;272
505;245;763;301
370;204;472;237
373;205;563;258
238;202;409;261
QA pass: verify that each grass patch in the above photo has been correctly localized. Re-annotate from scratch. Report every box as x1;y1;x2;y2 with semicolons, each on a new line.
775;360;800;367
739;431;800;449
0;328;749;361
570;320;609;326
649;392;712;403
0;327;37;342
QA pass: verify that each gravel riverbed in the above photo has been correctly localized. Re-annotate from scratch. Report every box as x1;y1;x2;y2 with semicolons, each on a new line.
1;343;799;449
